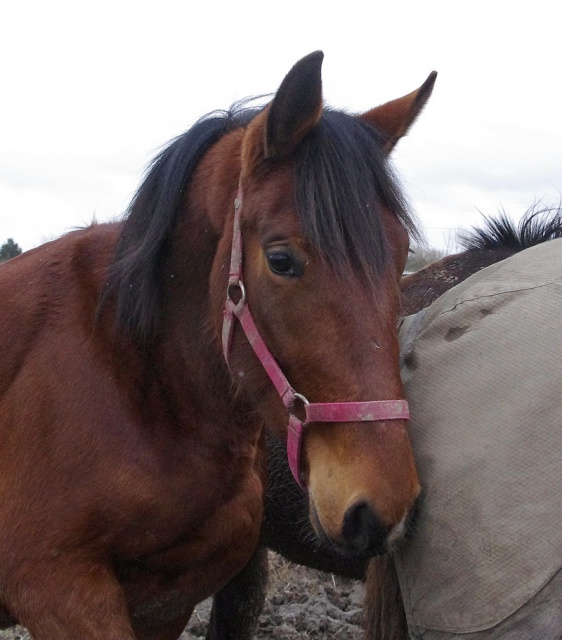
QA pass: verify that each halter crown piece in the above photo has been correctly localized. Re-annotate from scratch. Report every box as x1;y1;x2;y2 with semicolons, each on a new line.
222;185;410;490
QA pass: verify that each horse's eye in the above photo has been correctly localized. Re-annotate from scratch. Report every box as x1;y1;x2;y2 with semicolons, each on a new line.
266;251;300;277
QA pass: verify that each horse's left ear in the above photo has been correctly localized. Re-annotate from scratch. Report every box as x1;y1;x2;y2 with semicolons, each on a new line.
242;51;324;174
361;71;437;154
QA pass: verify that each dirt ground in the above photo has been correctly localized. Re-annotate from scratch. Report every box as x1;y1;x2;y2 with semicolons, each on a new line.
0;552;365;640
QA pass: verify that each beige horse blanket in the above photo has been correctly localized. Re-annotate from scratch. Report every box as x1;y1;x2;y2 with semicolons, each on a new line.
396;239;562;638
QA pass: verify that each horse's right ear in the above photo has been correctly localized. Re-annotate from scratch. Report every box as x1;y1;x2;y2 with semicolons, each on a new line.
241;51;324;174
265;51;324;159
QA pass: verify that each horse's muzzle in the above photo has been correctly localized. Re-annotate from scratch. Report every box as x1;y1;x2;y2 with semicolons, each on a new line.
328;493;421;559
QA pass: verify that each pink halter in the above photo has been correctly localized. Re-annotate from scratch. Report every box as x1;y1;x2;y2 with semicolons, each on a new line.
222;186;409;490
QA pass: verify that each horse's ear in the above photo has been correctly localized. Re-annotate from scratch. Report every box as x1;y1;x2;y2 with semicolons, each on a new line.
265;51;324;158
361;71;437;154
242;51;324;173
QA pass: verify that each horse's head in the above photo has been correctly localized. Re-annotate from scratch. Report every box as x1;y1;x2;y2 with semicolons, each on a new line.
207;52;435;556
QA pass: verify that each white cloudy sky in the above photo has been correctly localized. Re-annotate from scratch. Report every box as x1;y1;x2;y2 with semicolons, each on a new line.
1;0;561;251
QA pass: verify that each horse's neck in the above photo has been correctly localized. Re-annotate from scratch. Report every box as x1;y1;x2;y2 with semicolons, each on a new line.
400;247;514;316
142;213;255;441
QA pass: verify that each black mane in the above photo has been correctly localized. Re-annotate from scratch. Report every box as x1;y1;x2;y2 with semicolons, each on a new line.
101;105;255;340
103;103;418;343
459;205;562;252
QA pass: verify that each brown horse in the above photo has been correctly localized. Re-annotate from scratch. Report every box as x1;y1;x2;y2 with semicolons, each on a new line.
0;52;434;639
204;206;562;640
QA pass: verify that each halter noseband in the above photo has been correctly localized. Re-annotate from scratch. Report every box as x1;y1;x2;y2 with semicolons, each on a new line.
222;185;409;490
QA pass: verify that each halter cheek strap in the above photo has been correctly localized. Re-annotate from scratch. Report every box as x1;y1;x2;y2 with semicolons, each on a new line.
222;185;409;490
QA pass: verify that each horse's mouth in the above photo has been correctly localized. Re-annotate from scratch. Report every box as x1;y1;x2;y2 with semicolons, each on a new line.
308;491;422;560
308;497;387;560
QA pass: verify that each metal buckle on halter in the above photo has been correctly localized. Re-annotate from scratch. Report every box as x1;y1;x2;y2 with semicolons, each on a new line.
226;279;246;310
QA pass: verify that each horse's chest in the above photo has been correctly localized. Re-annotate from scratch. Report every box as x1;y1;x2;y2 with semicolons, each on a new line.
116;436;262;542
115;449;265;621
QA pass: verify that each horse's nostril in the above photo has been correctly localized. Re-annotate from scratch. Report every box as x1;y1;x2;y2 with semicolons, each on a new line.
342;501;388;553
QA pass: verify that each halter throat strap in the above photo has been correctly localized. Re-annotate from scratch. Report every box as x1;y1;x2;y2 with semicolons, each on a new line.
222;185;409;490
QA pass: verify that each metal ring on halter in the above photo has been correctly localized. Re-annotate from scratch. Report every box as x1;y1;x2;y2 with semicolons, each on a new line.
293;392;309;406
288;392;309;418
226;280;246;308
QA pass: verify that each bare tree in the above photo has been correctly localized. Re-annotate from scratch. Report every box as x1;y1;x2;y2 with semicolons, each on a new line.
405;244;445;272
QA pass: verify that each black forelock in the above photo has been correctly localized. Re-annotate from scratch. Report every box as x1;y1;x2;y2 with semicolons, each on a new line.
294;109;419;282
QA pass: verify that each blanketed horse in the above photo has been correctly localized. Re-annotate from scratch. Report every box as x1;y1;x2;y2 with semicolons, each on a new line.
205;207;562;639
367;206;562;639
0;52;434;639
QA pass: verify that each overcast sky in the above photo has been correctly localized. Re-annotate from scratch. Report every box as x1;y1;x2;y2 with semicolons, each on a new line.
1;1;561;251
